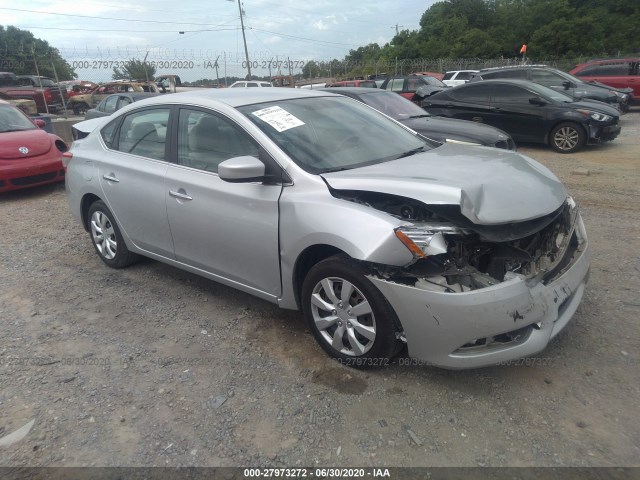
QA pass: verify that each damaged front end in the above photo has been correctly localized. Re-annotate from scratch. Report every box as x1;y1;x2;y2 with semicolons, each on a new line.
331;189;590;368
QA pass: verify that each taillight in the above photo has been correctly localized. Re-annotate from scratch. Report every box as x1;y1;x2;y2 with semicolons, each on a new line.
62;151;73;169
44;90;53;102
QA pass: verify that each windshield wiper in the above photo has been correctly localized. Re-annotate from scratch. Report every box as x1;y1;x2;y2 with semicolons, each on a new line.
321;166;352;173
396;146;426;159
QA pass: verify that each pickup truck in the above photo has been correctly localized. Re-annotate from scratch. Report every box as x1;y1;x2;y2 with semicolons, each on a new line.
0;73;66;113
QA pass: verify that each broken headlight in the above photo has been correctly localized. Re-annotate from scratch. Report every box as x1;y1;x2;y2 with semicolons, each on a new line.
395;224;469;258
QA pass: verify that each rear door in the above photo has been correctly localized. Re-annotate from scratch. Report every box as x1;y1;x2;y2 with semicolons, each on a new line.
439;83;494;122
97;107;174;258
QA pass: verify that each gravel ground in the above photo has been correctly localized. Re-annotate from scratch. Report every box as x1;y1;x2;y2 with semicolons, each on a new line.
0;111;638;468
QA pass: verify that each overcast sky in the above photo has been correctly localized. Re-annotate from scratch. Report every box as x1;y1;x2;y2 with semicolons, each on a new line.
1;0;436;80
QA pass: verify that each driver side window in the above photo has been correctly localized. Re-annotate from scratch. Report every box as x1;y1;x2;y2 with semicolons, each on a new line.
177;109;259;173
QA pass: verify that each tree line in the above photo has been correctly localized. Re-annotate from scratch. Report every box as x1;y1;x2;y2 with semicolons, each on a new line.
338;0;639;67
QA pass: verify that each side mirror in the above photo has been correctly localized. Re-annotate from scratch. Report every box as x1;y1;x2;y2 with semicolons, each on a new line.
34;118;46;129
529;96;549;106
218;156;265;183
562;80;576;89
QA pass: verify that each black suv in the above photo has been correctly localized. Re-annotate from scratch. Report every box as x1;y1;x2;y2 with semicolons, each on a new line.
470;65;630;112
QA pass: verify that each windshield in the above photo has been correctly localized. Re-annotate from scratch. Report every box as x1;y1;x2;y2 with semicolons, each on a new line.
421;76;447;87
238;97;430;174
526;82;574;103
554;69;586;85
358;91;430;120
0;104;37;133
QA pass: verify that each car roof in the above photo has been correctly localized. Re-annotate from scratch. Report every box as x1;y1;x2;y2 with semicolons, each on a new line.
129;87;338;109
320;87;388;95
453;79;539;87
478;64;550;73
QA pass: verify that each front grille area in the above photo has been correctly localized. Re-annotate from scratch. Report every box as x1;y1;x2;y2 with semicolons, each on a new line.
10;171;57;186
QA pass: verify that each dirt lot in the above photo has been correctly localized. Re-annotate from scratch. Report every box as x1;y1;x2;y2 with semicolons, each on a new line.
0;111;639;469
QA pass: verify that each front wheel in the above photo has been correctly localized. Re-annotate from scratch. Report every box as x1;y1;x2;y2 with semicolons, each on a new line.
301;256;403;367
87;200;138;268
550;122;586;153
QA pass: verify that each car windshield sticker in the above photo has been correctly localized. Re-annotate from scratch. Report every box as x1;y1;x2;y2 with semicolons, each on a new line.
252;106;305;132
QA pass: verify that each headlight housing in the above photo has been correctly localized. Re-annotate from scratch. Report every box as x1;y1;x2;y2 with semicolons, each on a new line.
395;224;470;258
577;109;612;122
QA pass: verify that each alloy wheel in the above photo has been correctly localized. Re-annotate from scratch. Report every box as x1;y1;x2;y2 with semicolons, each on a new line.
90;211;117;260
310;277;377;356
553;126;580;151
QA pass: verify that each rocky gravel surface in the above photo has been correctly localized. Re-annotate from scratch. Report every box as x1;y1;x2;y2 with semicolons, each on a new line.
0;110;638;468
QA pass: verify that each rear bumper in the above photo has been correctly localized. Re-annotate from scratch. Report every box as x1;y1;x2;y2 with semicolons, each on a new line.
369;214;590;369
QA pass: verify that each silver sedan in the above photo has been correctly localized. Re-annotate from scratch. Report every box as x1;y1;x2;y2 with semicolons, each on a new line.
65;88;590;369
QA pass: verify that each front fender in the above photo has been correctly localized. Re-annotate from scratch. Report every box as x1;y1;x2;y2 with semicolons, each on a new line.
277;189;413;309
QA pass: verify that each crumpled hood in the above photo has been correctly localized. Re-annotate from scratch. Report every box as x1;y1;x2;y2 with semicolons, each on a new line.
321;144;567;225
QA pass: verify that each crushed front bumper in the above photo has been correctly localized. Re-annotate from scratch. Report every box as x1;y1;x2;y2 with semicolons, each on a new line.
369;214;590;369
589;122;621;143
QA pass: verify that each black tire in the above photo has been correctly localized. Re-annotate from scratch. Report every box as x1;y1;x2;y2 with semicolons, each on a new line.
550;122;586;153
72;102;88;116
86;200;138;269
301;255;403;368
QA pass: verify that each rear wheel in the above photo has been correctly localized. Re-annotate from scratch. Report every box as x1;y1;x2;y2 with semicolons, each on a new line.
87;200;138;268
72;102;89;116
301;256;402;368
550;122;586;153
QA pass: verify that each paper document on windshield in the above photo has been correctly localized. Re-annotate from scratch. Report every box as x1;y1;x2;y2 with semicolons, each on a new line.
252;106;305;132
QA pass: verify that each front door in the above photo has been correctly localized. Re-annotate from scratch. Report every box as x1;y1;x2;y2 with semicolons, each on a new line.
165;108;283;296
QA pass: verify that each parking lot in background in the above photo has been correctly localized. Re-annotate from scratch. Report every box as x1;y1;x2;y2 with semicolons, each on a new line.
0;109;638;467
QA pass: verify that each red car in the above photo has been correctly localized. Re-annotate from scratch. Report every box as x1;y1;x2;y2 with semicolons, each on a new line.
0;100;68;193
570;58;639;103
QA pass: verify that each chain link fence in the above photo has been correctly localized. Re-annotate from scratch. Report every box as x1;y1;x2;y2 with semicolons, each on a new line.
57;48;585;86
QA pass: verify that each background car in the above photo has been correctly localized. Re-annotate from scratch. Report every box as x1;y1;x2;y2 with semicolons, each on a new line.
0;92;37;116
570;58;639;103
66;88;589;369
0;100;68;192
229;80;272;88
322;87;515;150
470;65;631;112
423;79;621;153
69;82;159;115
442;70;478;87
326;80;377;88
379;75;449;102
84;92;160;120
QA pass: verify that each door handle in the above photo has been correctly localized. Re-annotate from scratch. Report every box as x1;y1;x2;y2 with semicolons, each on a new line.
491;107;502;112
169;189;193;201
102;173;119;182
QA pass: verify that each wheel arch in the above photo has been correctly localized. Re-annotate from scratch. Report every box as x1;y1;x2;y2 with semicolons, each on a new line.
80;193;102;231
292;244;346;310
545;119;587;146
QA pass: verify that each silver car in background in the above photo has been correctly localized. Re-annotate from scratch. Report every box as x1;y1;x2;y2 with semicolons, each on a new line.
65;89;590;369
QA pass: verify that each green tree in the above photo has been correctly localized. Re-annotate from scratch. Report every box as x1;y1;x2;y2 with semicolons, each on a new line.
112;59;156;81
0;25;75;79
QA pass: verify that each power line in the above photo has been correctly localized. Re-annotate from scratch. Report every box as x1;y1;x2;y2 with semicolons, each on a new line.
14;26;239;33
248;27;363;48
0;7;234;26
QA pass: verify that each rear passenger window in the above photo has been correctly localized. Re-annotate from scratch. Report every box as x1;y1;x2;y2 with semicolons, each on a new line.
115;108;170;161
491;85;532;103
386;79;404;92
442;72;455;80
177;109;259;173
485;69;527;80
449;84;493;103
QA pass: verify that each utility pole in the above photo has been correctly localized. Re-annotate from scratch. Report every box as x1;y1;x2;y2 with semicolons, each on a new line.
392;24;403;35
229;0;252;79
